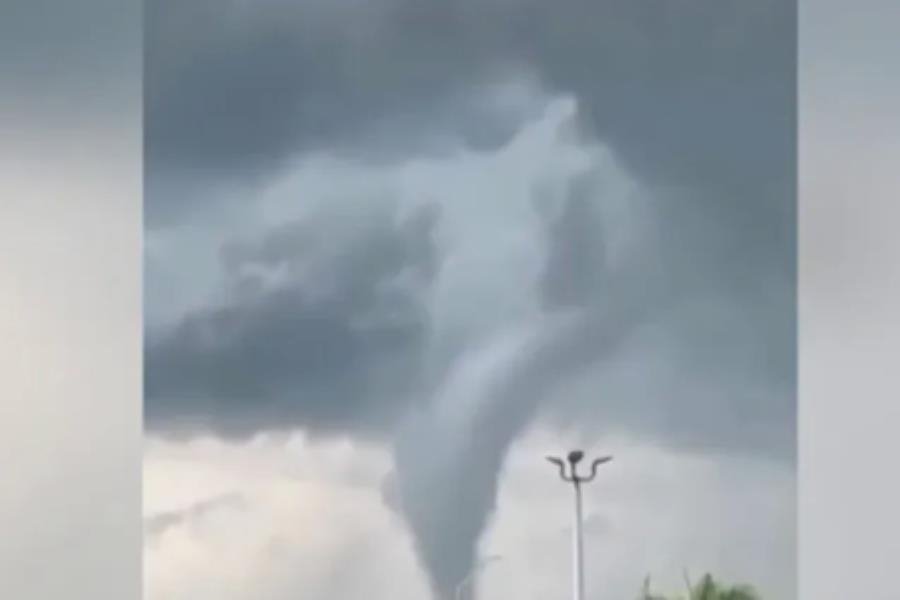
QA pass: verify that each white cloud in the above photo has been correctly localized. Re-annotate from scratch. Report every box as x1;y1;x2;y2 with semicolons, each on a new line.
144;433;429;600
144;428;794;600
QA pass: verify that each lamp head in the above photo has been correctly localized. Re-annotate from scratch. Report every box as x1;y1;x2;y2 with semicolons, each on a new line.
567;450;584;465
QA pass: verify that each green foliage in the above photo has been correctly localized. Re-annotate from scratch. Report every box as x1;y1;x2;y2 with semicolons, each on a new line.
639;572;760;600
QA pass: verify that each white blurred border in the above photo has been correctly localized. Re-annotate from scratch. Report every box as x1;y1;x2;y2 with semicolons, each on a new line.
0;0;141;597
799;0;900;598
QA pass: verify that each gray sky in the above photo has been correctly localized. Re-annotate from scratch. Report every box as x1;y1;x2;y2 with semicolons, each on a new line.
145;1;796;598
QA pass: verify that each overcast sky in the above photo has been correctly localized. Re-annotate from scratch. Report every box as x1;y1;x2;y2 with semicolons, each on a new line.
144;1;796;599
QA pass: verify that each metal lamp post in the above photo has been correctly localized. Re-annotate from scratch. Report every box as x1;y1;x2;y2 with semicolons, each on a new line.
546;450;612;600
454;554;502;600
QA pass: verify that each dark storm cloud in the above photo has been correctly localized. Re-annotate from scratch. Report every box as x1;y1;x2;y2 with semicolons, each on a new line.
146;160;795;456
538;169;795;457
145;0;525;200
145;202;441;436
540;178;609;311
146;0;793;221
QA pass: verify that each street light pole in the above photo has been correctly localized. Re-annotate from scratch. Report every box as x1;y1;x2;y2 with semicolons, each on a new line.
573;475;584;600
454;554;502;600
547;450;612;600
